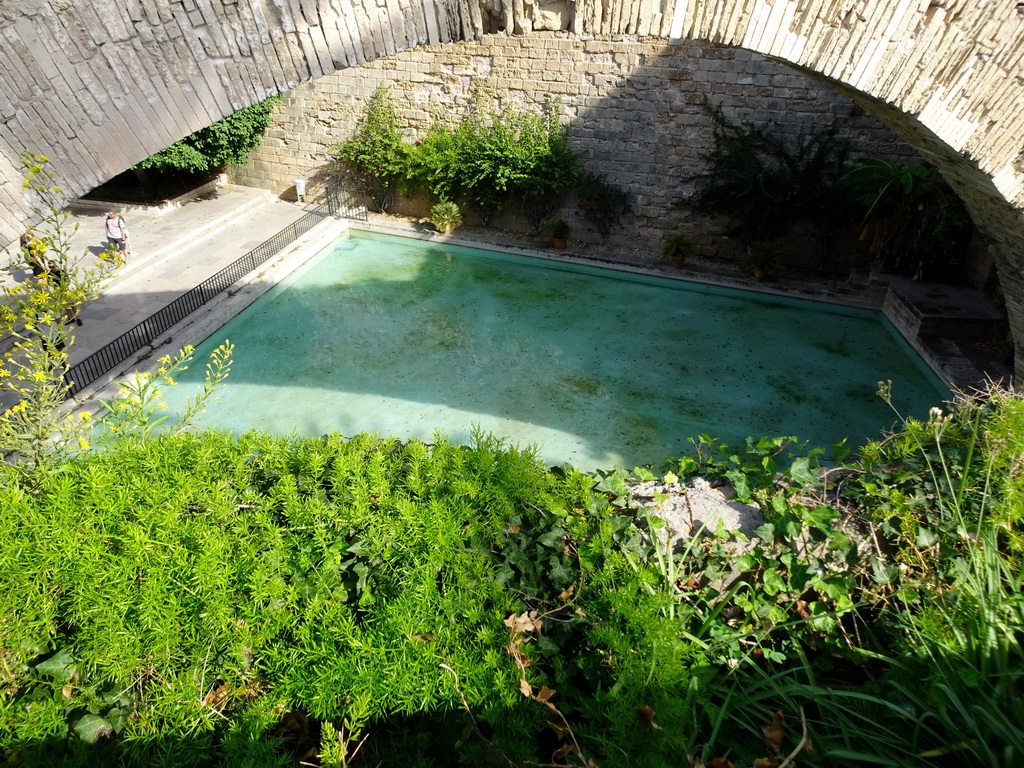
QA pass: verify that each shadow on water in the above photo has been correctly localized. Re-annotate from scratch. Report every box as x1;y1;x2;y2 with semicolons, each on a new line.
149;231;946;471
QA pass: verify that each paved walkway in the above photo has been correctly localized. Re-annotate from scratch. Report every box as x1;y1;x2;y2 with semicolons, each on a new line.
6;185;313;367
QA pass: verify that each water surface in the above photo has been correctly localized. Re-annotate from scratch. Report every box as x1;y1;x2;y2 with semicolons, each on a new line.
161;231;946;471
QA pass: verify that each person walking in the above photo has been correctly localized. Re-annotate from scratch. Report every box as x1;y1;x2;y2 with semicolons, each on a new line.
20;232;48;278
104;211;128;256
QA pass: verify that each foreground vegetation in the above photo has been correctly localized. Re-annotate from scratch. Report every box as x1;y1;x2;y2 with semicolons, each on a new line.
4;155;1018;768
1;383;1022;767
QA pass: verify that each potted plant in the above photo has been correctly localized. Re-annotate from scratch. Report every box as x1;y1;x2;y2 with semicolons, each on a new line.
541;218;571;250
663;232;695;269
430;199;462;234
744;240;781;280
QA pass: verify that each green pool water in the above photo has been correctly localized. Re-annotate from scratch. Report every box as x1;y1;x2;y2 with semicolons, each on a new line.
160;231;947;471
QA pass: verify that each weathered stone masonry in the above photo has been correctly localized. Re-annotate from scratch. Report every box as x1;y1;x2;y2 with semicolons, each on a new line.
230;34;922;269
0;1;1021;375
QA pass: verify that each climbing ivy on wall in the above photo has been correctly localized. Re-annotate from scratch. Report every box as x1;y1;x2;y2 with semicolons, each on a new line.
135;96;283;174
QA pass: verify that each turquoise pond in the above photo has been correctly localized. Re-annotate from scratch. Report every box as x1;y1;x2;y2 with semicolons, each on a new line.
159;231;947;471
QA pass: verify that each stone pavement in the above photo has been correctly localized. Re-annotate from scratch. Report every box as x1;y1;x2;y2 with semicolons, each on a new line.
5;184;313;367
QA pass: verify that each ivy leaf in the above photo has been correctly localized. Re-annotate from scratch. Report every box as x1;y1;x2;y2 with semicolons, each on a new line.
595;472;628;497
735;554;757;572
915;526;939;548
726;470;751;500
762;568;785;595
73;714;113;744
788;457;818;486
35;648;77;683
871;557;899;585
801;505;838;534
633;467;657;481
537;527;565;549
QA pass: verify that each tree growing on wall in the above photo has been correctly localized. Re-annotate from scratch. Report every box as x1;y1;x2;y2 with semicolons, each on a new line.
333;85;406;212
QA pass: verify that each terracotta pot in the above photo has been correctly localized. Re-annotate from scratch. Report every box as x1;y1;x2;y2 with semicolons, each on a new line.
552;237;568;251
670;256;685;269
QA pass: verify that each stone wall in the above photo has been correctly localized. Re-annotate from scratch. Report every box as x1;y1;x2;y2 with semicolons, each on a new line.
231;34;921;273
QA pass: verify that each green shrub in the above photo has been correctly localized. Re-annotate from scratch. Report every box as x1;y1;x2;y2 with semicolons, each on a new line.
681;98;851;247
400;92;579;227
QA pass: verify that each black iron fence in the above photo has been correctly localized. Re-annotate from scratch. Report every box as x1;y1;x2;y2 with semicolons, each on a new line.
64;184;366;396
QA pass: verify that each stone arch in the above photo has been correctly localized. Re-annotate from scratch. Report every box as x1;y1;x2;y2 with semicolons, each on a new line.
1;1;1022;373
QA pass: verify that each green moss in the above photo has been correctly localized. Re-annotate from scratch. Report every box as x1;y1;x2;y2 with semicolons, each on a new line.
561;373;603;396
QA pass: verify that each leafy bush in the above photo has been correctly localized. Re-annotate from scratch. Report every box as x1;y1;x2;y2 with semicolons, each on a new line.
405;92;579;227
841;157;973;278
335;88;579;227
681;99;851;247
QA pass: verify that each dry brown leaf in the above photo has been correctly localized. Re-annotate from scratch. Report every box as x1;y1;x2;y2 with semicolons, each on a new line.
504;610;543;635
60;685;73;700
547;720;570;740
706;758;735;768
203;683;231;709
795;600;811;620
752;757;781;768
557;585;575;602
762;709;786;754
407;632;435;643
506;639;532;669
552;744;575;760
636;704;663;730
535;685;556;703
518;678;533;698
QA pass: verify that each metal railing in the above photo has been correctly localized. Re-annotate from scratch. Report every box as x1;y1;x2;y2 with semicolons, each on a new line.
64;184;366;396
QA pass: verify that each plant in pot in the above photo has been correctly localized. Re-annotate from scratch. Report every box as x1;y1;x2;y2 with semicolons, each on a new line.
541;218;571;250
430;199;462;234
663;232;695;269
744;240;781;280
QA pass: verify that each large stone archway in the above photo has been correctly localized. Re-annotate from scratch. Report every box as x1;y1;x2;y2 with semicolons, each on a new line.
1;1;1022;374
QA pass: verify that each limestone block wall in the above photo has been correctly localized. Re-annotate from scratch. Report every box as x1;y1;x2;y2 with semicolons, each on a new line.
231;34;920;271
